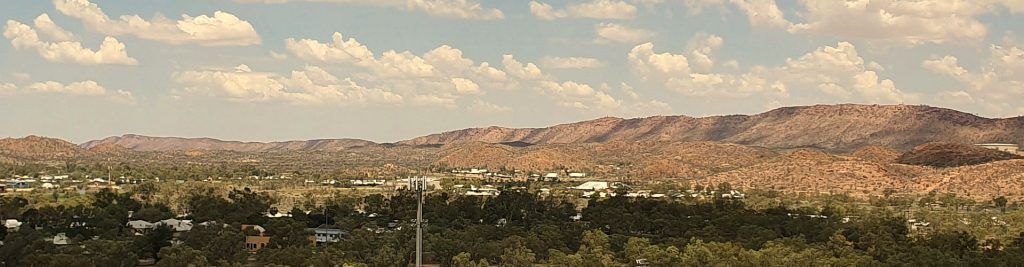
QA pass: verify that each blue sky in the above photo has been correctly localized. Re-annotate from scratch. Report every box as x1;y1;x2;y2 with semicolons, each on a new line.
1;0;1022;143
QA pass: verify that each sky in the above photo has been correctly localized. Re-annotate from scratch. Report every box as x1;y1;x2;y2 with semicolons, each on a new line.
1;0;1023;143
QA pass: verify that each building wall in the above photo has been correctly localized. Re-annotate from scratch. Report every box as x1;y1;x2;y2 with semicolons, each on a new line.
246;236;270;252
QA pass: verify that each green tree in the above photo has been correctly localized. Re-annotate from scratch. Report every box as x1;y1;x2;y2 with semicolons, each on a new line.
82;239;139;267
500;242;536;267
371;245;406;267
136;225;174;260
0;228;46;267
156;246;210;267
994;196;1009;213
577;230;615;267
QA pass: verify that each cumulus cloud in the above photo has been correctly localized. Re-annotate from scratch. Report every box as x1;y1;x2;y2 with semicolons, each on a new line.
788;0;1002;46
779;42;907;102
539;81;621;110
286;32;434;78
594;23;654;44
541;56;605;69
28;80;106;95
236;0;504;20
629;42;691;79
467;100;511;113
0;83;16;95
686;33;724;71
175;64;404;106
629;37;910;103
13;80;136;103
33;14;75;42
54;0;261;46
924;44;1024;115
529;0;637;21
4;19;137;65
283;31;669;115
728;0;790;29
502;55;545;80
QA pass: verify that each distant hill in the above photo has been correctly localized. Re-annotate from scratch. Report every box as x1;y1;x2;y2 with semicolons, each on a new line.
0;135;83;158
56;104;1024;153
400;104;1024;151
80;134;378;152
897;143;1024;167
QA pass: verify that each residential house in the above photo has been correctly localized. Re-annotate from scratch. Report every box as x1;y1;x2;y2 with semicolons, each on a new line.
568;172;586;178
573;181;610;191
464;186;500;196
4;219;22;232
351;179;386;186
126;220;156;235
242;224;270;252
308;225;344;244
10;181;32;192
156;218;193;232
48;233;71;245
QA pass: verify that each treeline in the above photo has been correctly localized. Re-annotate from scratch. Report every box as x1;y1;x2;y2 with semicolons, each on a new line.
6;188;1024;266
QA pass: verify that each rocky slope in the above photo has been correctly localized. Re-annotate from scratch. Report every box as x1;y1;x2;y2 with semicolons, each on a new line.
401;104;1024;151
897;143;1024;167
434;141;777;177
80;134;378;152
0;136;83;158
704;150;934;198
912;160;1024;200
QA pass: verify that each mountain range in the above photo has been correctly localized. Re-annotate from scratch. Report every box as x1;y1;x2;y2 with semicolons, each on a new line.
65;104;1024;152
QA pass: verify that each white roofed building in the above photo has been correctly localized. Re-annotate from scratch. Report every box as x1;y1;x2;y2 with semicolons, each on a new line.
574;181;610;191
976;143;1021;155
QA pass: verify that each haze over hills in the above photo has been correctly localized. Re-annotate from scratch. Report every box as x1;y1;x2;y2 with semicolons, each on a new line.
5;104;1024;154
402;104;1024;151
5;104;1024;200
79;134;378;152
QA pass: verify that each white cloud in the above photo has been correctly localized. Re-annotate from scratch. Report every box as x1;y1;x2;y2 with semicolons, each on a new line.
12;80;136;103
451;78;482;95
529;0;637;21
423;45;508;82
33;14;75;42
922;56;968;78
729;0;790;29
924;44;1024;115
28;80;106;96
282;32;667;115
595;23;654;44
682;0;725;15
237;0;504;20
541;56;605;69
629;42;691;79
0;83;16;95
54;0;261;46
672;0;788;28
467;100;511;113
110;89;137;104
779;42;907;102
286;32;434;78
539;81;621;110
788;0;997;46
411;94;458;109
4;19;137;65
686;33;724;71
502;55;545;80
629;38;909;102
175;64;405;106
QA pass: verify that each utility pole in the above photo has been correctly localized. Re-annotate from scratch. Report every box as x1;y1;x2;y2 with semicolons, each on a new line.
412;176;424;267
